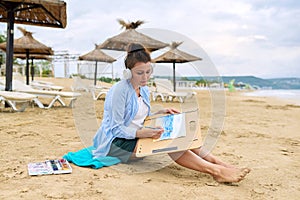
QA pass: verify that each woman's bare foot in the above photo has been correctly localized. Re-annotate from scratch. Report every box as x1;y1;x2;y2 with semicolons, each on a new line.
215;160;236;169
213;167;251;183
196;151;236;169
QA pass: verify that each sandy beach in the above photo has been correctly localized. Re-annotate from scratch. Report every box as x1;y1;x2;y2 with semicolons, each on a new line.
1;77;300;200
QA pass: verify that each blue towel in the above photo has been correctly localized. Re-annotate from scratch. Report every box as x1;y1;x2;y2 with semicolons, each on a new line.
63;146;121;169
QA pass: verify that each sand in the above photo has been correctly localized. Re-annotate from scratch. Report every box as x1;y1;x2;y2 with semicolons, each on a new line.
0;77;300;200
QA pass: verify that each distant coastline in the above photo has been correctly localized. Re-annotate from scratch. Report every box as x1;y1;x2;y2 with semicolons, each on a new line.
154;75;300;90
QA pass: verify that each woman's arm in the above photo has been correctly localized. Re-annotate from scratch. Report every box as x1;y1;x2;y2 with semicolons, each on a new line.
137;108;180;139
154;108;181;115
109;84;136;139
136;127;164;139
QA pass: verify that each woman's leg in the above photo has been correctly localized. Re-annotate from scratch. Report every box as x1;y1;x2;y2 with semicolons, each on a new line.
191;147;235;168
168;150;250;183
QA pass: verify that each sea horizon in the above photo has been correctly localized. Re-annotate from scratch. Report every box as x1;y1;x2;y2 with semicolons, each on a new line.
244;89;300;105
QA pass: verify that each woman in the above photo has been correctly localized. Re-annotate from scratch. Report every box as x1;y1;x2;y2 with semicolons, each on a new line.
92;43;250;183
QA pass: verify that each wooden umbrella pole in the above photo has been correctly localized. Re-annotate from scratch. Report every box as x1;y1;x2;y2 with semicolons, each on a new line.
173;62;176;92
31;58;34;81
5;6;16;91
26;49;29;85
94;61;98;86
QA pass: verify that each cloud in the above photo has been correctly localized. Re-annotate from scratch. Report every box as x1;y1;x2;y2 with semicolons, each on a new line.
0;0;299;78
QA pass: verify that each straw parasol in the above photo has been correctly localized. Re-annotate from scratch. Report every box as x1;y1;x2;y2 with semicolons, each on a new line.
0;0;67;28
79;44;116;85
99;19;168;52
0;0;66;91
152;41;202;92
14;54;51;61
0;27;53;84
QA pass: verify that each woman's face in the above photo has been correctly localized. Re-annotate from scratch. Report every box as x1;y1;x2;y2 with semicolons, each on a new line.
130;61;152;87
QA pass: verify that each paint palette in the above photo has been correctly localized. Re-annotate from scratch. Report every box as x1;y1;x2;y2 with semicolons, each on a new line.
27;159;72;176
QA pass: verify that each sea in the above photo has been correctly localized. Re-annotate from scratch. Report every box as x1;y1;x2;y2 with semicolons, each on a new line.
243;89;300;105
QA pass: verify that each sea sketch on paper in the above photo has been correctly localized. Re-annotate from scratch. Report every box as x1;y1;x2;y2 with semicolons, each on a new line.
155;113;186;141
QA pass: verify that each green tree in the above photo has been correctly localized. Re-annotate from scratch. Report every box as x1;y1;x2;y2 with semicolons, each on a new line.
0;33;5;43
0;33;6;67
35;60;52;77
98;76;120;83
0;33;22;67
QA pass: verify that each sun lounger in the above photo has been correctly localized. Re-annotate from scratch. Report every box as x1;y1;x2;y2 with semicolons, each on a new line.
0;91;43;112
153;78;195;103
90;85;109;100
70;76;110;100
30;80;64;91
71;76;90;92
12;80;81;109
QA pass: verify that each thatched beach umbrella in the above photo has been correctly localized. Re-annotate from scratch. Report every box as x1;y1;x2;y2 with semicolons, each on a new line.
0;0;66;91
0;27;53;85
99;19;168;52
14;54;51;61
152;42;202;92
79;44;116;85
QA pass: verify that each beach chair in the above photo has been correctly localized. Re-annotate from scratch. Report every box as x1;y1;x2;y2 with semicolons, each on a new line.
71;76;90;92
30;80;64;91
70;76;110;100
12;80;81;109
148;83;159;102
90;85;109;100
0;79;4;91
153;78;195;103
0;91;43;112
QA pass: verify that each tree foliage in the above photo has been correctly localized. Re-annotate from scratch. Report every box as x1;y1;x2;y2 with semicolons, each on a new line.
98;76;120;83
0;34;5;43
0;33;5;65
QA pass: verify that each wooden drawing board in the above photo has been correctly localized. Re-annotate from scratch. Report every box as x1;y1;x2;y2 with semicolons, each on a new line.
136;110;202;157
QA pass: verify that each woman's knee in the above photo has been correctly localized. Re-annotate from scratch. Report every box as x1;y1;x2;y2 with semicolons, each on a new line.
168;150;188;161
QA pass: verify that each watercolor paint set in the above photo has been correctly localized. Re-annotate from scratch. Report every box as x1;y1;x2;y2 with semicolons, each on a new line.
27;159;72;176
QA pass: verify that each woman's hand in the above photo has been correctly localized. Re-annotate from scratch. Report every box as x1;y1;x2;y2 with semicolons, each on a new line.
156;108;180;115
136;127;164;139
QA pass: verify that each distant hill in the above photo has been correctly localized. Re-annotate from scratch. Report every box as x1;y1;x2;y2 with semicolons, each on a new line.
154;75;300;89
206;76;274;89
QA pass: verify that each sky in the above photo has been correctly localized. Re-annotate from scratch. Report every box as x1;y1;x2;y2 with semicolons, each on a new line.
0;0;300;78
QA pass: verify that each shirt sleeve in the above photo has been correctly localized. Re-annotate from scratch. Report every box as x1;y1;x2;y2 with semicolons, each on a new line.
109;84;136;139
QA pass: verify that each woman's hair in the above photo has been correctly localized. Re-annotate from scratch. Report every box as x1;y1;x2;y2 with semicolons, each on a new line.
124;43;151;69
